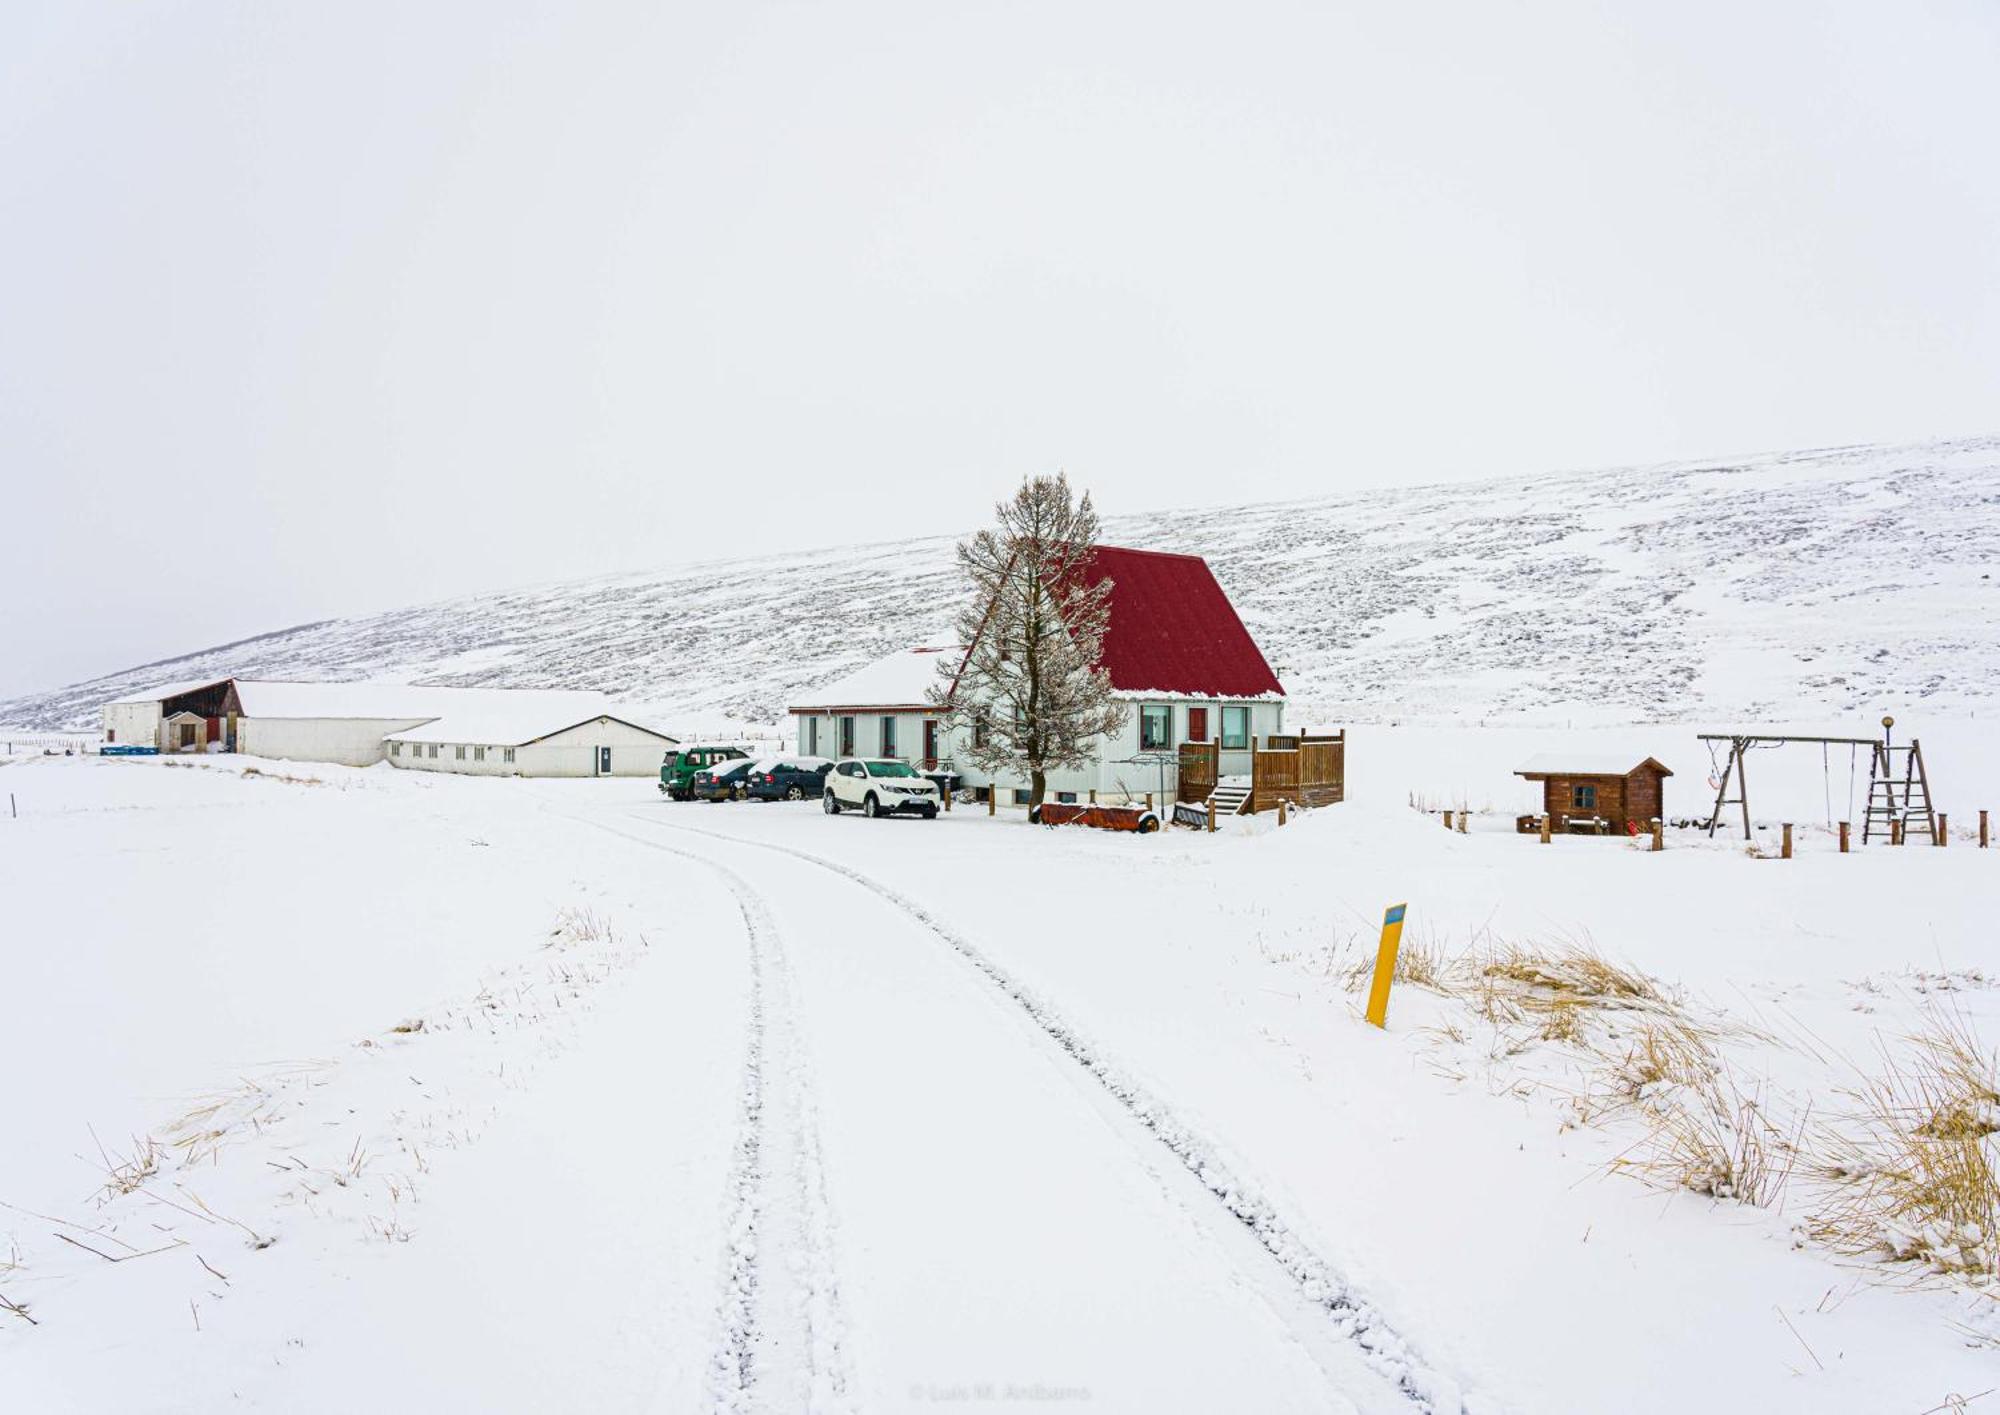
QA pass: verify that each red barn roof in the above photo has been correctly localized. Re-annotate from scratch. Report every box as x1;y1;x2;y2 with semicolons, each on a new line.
1077;544;1284;698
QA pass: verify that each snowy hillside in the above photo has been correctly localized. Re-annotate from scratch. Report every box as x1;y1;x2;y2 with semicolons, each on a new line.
7;435;1997;732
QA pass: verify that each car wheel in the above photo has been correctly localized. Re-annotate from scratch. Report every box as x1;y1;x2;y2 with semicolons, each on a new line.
786;784;804;801
863;794;880;818
824;792;840;814
921;806;938;820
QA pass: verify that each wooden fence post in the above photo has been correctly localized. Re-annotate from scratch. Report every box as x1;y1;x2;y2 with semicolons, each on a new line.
1207;798;1216;834
1278;799;1288;827
1891;818;1903;846
988;786;996;817
1838;820;1850;854
1539;814;1552;845
1145;791;1154;813
1937;813;1948;847
1443;809;1453;831
943;782;952;812
1781;823;1793;860
1651;818;1663;852
1981;809;1989;848
1457;811;1468;835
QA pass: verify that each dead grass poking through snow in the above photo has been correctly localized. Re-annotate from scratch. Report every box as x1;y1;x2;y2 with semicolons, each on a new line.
1807;1007;2000;1281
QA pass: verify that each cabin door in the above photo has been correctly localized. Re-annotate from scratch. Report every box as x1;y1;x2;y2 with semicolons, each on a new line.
597;746;612;776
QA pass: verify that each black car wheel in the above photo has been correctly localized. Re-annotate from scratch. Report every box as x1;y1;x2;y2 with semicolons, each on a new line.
921;806;938;820
863;794;881;818
824;791;840;814
786;784;804;801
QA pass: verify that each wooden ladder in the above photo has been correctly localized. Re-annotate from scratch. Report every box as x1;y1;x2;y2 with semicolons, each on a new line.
1862;739;1936;843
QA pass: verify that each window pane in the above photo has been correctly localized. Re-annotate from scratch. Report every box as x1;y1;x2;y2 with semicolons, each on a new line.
1221;706;1250;749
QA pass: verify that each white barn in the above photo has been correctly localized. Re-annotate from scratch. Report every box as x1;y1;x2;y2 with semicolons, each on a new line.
101;678;673;776
387;707;675;778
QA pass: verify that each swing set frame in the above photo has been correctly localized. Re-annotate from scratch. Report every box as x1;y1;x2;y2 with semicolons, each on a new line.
1696;723;1936;843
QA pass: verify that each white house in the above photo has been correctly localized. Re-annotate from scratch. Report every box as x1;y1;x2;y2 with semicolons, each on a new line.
101;678;671;776
788;647;957;768
788;545;1287;805
386;707;676;778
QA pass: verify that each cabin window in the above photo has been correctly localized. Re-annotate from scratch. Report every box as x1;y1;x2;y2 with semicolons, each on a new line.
880;716;897;757
473;746;486;762
1220;705;1250;750
503;747;516;764
1140;704;1173;750
1572;783;1597;811
839;716;856;756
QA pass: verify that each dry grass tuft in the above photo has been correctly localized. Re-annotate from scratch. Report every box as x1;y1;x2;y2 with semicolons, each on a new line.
93;1132;163;1199
549;906;617;950
1807;1008;2000;1280
1612;1074;1800;1207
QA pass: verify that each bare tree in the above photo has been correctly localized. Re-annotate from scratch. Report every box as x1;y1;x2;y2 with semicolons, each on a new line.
933;473;1128;806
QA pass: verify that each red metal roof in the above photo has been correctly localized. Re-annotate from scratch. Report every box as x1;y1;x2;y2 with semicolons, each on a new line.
1076;545;1283;698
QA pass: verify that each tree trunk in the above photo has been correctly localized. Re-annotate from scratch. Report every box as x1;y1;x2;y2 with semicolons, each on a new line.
1030;767;1047;807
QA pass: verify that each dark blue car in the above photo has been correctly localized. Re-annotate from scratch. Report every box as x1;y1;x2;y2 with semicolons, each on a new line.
743;755;835;802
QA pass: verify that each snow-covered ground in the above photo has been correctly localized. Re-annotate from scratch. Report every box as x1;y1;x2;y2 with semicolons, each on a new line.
3;434;1996;735
4;726;1996;1412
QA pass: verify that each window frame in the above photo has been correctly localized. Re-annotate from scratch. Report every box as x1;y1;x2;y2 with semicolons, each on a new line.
1219;705;1250;750
1139;703;1173;751
1572;783;1598;812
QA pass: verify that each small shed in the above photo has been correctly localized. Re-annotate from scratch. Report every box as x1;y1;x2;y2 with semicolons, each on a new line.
1514;754;1672;834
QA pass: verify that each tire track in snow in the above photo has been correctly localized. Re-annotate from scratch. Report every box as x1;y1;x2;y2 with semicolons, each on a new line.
591;809;1481;1415
641;833;852;1415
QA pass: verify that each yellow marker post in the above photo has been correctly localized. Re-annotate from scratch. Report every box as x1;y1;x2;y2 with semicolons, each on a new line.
1365;903;1407;1029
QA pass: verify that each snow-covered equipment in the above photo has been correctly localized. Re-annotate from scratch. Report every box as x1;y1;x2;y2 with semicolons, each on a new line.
1028;800;1160;834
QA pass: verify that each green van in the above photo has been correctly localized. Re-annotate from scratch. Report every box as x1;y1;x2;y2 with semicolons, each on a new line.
660;744;753;800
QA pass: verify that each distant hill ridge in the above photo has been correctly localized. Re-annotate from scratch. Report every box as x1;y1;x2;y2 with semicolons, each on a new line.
6;435;1997;732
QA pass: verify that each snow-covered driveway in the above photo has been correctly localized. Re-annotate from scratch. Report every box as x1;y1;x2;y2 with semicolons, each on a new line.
575;803;1423;1414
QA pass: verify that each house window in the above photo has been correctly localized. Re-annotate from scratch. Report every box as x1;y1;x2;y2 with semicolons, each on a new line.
389;742;400;757
1572;783;1597;812
807;718;819;755
880;716;897;757
473;746;486;762
503;747;516;764
839;716;855;756
1220;705;1250;749
455;745;467;760
428;744;439;758
1140;704;1173;751
107;729;116;743
1057;791;1077;804
1012;788;1031;805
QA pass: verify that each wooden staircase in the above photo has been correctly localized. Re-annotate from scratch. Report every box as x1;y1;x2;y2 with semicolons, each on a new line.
1207;779;1252;818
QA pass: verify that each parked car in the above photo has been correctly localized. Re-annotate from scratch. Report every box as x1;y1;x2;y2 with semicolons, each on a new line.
660;743;753;800
743;755;834;802
690;757;758;802
822;758;941;819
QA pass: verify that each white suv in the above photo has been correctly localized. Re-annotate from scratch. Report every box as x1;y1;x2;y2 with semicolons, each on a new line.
823;758;940;819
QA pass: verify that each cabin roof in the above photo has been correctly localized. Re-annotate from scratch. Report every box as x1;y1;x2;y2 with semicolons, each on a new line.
1514;753;1674;779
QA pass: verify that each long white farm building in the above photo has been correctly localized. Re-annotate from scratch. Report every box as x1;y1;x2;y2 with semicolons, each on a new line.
103;678;675;777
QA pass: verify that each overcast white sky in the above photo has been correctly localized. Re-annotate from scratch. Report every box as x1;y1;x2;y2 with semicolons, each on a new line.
3;2;1996;699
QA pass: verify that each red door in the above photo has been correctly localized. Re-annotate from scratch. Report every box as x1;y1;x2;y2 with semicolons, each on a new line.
922;719;939;769
1187;708;1208;743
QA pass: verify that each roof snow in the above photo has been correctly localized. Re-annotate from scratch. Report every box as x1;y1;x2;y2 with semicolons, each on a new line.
788;647;957;712
384;699;674;747
1515;753;1673;777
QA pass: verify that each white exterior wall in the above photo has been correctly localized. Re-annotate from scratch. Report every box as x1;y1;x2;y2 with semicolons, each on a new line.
238;717;430;767
388;717;674;778
103;701;162;748
794;710;943;765
944;695;1286;803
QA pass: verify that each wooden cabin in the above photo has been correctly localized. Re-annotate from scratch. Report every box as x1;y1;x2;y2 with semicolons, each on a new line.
1513;754;1671;834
